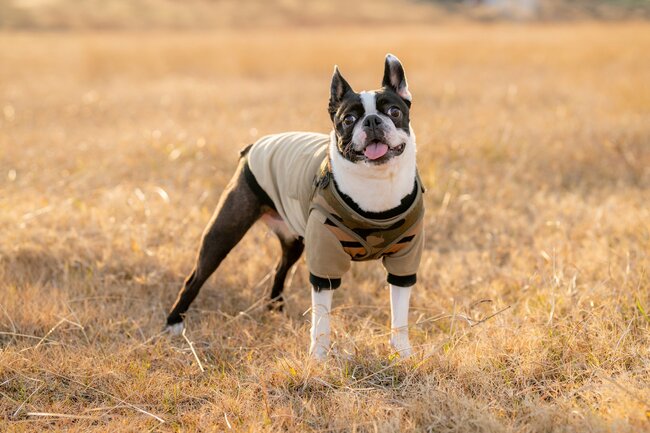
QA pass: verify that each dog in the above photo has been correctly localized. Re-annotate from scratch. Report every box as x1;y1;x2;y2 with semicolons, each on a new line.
165;54;424;359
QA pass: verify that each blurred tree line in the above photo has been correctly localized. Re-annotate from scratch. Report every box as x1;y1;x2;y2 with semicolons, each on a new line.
1;0;648;30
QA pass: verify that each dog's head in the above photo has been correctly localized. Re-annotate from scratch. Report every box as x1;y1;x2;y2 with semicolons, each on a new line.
328;54;413;166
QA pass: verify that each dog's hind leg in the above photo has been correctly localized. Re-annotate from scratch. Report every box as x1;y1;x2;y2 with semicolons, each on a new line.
165;161;265;330
268;227;304;310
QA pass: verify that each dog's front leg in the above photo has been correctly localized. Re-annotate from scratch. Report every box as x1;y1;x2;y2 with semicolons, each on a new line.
389;284;413;358
309;288;333;360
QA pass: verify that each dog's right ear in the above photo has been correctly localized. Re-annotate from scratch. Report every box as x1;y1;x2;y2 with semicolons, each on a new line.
328;66;353;119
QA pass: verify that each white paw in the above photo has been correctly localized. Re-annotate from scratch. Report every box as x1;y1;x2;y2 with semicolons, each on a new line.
165;322;185;336
389;335;413;359
309;343;329;361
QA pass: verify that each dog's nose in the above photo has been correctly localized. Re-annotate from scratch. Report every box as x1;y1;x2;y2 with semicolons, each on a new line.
363;115;382;128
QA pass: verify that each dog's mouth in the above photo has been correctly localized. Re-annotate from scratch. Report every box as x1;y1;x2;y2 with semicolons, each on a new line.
354;141;406;164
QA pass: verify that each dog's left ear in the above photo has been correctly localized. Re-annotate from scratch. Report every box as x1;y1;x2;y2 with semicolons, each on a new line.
382;54;412;106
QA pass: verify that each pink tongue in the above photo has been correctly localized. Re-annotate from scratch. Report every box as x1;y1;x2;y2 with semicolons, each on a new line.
363;143;389;160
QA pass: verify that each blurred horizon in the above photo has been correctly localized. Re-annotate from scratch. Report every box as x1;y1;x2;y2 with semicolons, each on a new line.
1;0;650;31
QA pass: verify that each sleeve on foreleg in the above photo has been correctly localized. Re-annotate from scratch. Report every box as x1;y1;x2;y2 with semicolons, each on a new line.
305;210;351;290
382;221;424;287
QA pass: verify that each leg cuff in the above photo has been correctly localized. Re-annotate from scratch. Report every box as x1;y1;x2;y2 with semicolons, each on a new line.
310;273;341;291
387;273;417;287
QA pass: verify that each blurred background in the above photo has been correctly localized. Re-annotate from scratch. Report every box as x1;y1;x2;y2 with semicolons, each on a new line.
1;0;650;29
1;1;649;432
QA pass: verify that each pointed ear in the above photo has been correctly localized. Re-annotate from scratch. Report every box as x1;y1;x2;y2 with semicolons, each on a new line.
329;66;353;118
382;54;412;104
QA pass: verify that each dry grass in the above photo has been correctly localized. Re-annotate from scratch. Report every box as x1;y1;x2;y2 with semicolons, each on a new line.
1;22;649;432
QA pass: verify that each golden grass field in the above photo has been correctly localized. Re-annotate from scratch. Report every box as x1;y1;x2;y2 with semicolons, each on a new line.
1;21;649;432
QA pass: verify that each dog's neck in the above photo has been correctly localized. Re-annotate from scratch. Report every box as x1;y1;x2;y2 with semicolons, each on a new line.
328;129;417;213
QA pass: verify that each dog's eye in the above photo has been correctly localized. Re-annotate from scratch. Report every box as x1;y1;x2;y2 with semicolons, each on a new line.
342;115;356;127
388;106;402;118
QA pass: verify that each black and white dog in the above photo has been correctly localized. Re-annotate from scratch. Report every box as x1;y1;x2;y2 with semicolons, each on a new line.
166;54;422;359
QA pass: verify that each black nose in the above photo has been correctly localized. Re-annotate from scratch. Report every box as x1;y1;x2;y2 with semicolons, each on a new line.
363;114;382;128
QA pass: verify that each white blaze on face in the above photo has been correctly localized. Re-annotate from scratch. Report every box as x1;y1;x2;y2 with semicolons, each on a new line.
351;91;375;146
359;91;377;115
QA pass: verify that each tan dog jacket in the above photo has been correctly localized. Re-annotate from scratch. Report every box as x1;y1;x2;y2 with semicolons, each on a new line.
246;132;424;290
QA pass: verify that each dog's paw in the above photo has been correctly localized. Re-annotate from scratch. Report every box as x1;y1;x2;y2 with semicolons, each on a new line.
389;335;413;359
165;321;185;336
309;344;329;361
267;297;284;312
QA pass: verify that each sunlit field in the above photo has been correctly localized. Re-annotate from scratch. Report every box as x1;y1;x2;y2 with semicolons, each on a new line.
1;22;649;432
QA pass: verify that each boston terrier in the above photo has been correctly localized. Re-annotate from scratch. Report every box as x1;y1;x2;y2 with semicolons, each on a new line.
166;54;424;360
